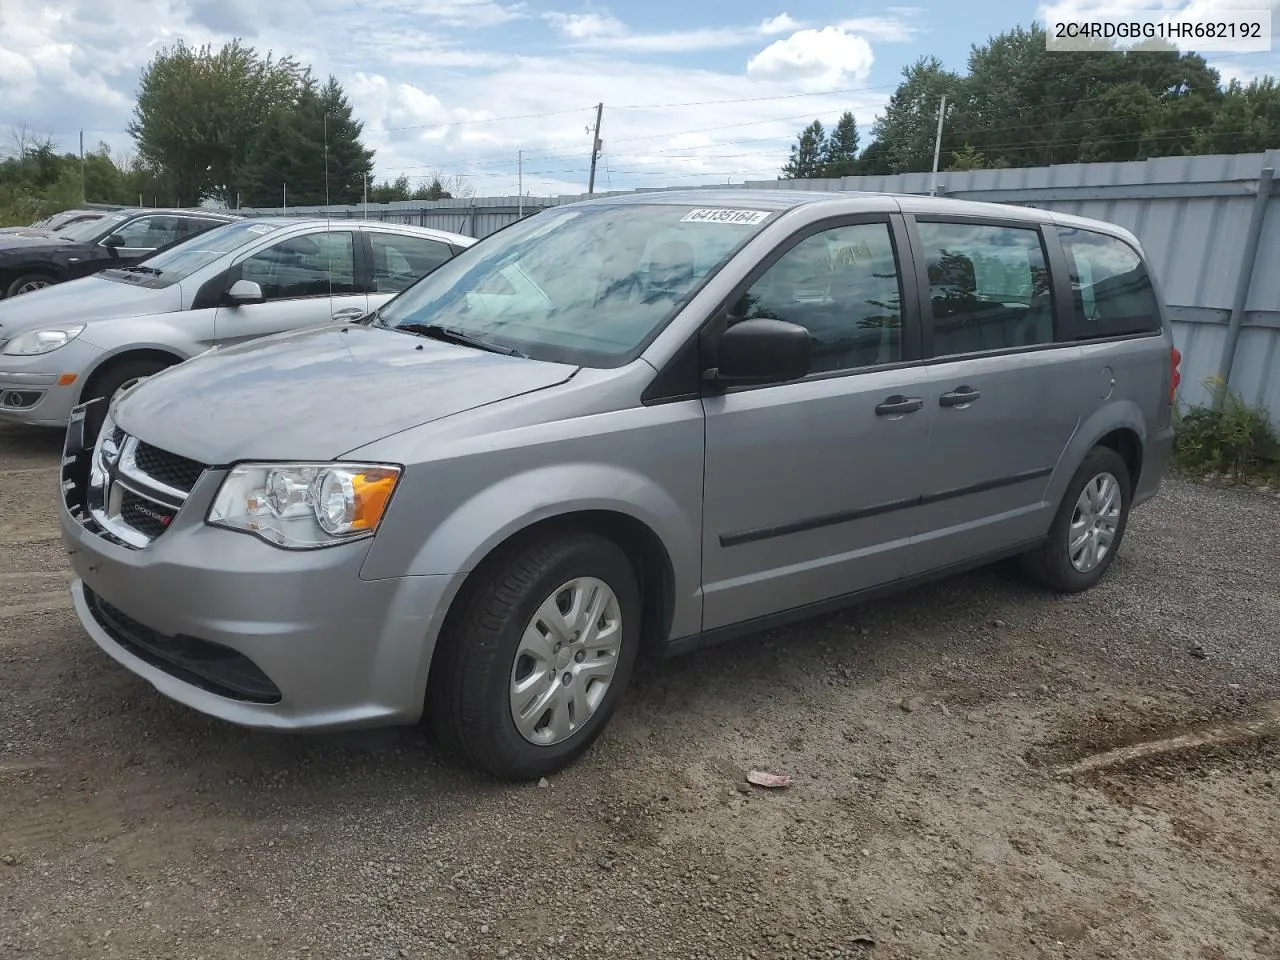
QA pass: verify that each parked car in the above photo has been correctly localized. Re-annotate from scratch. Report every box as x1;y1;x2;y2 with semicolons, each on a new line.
57;190;1178;780
1;208;109;235
0;217;474;431
0;207;238;299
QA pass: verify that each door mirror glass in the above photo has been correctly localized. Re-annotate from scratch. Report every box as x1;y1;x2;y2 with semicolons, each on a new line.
711;317;811;386
226;279;265;305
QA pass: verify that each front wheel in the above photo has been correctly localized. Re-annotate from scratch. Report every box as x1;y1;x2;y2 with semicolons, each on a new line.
5;274;56;298
1021;446;1132;593
83;356;173;439
428;530;641;780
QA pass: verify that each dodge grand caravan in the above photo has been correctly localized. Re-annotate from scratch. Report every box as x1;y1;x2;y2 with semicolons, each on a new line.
58;190;1179;780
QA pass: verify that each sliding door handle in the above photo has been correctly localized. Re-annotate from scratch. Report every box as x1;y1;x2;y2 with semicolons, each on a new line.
939;387;981;408
875;395;924;416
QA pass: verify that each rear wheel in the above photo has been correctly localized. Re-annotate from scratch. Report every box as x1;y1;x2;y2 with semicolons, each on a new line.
83;356;173;439
5;274;56;298
428;530;641;780
1021;446;1131;593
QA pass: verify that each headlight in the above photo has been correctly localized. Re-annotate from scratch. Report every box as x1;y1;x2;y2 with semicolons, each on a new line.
2;324;87;356
207;462;401;549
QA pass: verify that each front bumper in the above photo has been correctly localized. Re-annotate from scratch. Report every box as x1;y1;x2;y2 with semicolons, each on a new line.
0;336;106;427
58;405;455;731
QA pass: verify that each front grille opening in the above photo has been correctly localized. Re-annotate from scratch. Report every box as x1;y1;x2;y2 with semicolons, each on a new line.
132;442;206;493
119;489;176;540
84;587;283;704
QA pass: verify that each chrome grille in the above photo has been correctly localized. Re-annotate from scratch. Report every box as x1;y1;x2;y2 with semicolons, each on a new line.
86;427;208;548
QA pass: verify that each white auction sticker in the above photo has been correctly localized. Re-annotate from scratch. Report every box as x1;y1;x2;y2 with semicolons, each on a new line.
681;208;771;225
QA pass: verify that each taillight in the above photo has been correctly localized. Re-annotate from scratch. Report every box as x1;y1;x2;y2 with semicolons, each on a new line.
1170;346;1182;403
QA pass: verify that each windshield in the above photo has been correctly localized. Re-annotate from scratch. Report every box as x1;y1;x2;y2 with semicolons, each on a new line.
102;219;280;287
59;214;126;243
375;203;776;366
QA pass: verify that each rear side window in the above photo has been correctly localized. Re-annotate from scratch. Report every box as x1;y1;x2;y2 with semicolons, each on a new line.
917;221;1054;357
368;233;454;292
1059;228;1161;338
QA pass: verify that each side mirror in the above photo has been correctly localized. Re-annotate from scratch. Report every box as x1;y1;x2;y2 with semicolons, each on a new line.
102;234;124;250
225;279;265;306
707;317;811;386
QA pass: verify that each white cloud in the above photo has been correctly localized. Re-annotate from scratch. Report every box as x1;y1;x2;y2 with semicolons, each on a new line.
543;9;905;54
0;0;898;197
747;27;876;90
543;11;628;39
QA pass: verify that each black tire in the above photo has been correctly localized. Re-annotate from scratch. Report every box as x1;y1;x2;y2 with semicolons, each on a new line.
1021;446;1132;593
428;529;641;781
83;356;173;439
5;273;57;298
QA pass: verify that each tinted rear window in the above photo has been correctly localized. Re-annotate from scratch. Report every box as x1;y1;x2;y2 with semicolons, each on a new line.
1060;228;1161;339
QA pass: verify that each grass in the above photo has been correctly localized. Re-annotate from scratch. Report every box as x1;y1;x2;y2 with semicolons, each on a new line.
1173;376;1280;484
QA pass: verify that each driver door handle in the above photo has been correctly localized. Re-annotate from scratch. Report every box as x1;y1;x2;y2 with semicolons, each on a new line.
939;386;982;407
874;395;924;416
332;307;366;321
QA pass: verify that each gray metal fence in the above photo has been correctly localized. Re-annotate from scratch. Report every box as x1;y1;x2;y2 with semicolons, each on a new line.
239;150;1280;419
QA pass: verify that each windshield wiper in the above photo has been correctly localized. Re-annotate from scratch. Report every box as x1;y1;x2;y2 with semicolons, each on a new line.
394;322;526;358
114;264;162;276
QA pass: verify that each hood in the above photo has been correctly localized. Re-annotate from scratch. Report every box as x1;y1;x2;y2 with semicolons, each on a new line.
112;323;580;463
0;230;69;250
0;275;181;338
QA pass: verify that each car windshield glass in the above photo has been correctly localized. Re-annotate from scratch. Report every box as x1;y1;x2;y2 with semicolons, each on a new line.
102;219;277;286
375;203;775;366
59;214;126;242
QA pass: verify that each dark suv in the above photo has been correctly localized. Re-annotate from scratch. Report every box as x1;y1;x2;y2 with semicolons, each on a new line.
0;208;238;298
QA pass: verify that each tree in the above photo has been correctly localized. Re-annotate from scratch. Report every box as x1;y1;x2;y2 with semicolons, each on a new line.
129;39;311;204
781;22;1257;175
820;111;861;177
318;77;375;204
871;57;963;173
857;139;892;175
781;120;827;179
1194;78;1280;154
368;175;412;203
946;145;1002;171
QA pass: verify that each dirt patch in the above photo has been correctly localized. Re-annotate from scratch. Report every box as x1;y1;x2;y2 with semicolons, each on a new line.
3;423;1280;959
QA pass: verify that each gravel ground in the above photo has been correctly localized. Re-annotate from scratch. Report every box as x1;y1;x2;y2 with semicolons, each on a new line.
2;421;1279;960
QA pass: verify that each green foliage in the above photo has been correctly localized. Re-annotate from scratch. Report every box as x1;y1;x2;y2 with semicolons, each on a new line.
367;171;469;203
946;145;1004;171
870;56;963;174
0;129;174;226
782;22;1280;177
1173;378;1279;480
129;40;372;206
820;112;861;177
781;120;828;179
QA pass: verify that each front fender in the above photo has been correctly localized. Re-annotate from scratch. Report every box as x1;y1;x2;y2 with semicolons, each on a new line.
361;461;704;640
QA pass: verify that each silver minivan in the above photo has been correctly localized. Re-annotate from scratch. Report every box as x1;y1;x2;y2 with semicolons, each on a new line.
58;190;1179;780
0;217;473;430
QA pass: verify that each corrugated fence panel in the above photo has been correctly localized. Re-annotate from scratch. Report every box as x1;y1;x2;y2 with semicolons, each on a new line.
235;150;1280;419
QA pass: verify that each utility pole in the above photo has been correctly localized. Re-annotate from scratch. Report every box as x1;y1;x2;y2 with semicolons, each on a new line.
363;172;369;220
518;149;524;216
929;94;948;197
587;103;603;195
283;182;287;216
79;129;85;205
323;114;330;208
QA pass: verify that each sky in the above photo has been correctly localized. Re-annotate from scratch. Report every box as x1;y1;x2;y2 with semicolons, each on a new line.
0;0;1278;199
